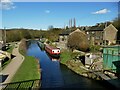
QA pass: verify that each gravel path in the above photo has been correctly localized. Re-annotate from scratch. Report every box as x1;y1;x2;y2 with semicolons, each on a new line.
1;42;24;85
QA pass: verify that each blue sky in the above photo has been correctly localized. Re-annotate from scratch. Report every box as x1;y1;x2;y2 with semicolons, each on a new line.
2;2;118;30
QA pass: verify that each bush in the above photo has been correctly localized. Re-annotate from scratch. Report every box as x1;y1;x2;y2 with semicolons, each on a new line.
67;29;89;51
89;45;101;52
19;38;27;55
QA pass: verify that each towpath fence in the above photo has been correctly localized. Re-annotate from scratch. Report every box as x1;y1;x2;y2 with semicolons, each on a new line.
1;79;41;90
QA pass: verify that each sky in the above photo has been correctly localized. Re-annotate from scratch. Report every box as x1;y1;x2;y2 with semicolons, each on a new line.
1;0;119;30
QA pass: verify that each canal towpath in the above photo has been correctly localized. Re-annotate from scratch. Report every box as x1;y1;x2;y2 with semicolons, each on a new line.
0;42;24;86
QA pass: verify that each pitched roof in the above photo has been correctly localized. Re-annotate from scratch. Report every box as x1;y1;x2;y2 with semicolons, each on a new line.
104;24;118;32
69;28;86;35
59;29;72;35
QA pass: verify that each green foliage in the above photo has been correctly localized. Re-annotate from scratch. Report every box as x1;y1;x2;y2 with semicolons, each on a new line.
89;45;101;52
71;52;80;59
6;28;63;43
6;44;15;53
60;50;82;64
43;28;63;42
6;29;42;42
112;18;120;40
60;50;72;64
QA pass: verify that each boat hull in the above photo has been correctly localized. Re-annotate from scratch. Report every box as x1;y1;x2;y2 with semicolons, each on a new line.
45;44;60;57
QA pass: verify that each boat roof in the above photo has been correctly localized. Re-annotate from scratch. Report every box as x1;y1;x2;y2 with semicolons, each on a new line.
45;44;59;49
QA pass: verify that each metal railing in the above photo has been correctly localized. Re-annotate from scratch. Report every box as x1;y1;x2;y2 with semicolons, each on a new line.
2;79;41;90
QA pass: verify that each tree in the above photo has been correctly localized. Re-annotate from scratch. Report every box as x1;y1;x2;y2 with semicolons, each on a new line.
67;29;89;51
48;25;54;30
112;18;120;40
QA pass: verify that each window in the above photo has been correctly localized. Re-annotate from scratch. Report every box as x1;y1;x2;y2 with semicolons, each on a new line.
96;36;100;39
87;32;89;34
62;38;64;41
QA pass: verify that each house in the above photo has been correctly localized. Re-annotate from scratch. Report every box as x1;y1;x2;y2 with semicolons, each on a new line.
85;24;118;46
85;29;103;45
57;29;72;49
103;24;118;45
59;29;72;43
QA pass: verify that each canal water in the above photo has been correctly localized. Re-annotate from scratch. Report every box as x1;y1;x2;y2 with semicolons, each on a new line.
27;41;109;89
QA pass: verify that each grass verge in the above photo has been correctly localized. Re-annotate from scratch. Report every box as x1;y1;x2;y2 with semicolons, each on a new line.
6;44;15;53
10;39;40;88
11;56;40;82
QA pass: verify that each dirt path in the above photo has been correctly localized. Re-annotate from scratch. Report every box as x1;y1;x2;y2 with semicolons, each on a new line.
1;42;24;85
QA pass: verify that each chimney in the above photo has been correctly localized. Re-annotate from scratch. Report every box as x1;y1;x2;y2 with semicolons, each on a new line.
71;19;72;28
69;20;70;28
105;22;107;28
73;18;76;28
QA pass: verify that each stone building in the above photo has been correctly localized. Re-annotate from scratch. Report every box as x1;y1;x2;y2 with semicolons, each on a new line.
57;29;72;49
103;24;118;45
59;29;72;43
85;24;118;45
85;29;103;45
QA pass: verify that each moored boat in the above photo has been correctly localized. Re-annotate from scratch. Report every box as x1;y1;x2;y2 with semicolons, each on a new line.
45;44;60;57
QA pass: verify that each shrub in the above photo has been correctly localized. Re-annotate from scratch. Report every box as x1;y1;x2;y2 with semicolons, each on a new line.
67;29;89;51
19;38;27;55
89;45;101;52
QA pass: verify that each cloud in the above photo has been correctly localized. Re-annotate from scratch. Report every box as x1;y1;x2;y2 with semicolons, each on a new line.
45;10;50;13
0;0;16;10
1;0;11;2
92;8;110;14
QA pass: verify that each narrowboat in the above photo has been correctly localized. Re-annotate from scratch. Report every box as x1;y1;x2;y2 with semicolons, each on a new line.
45;44;60;57
37;42;45;51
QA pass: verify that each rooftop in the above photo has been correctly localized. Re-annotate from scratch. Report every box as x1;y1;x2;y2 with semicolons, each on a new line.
59;29;72;36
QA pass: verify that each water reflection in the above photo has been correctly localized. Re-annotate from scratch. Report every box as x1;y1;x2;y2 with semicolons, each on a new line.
27;41;110;89
47;53;60;62
27;42;64;88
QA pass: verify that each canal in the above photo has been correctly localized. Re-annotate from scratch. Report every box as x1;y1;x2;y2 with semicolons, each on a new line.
27;41;110;89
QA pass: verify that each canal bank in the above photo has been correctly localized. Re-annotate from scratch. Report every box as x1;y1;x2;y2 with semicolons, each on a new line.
60;49;120;89
2;40;41;89
27;41;112;89
60;49;90;78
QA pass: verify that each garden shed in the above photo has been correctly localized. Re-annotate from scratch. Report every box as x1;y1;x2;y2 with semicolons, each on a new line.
103;46;120;74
